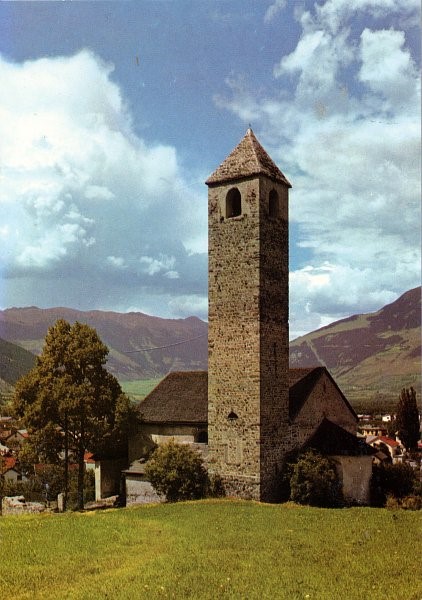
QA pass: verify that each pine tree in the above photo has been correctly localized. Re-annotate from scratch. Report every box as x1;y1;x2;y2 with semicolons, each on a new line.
396;387;420;452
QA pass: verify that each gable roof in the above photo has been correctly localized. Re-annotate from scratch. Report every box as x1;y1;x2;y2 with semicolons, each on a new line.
376;436;401;448
303;418;376;456
206;128;291;187
138;367;356;426
1;456;19;475
139;371;208;424
289;367;357;422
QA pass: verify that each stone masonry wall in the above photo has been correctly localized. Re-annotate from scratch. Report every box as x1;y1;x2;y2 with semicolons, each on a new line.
258;177;290;501
294;372;357;445
1;496;46;515
208;175;290;502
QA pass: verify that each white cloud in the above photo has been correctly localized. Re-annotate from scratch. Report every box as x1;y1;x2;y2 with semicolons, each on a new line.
139;254;176;277
264;0;287;23
164;271;180;280
315;0;420;34
168;295;209;319
216;0;420;336
107;256;126;269
359;28;419;106
0;50;208;317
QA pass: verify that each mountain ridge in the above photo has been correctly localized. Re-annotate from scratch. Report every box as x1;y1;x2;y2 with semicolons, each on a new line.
0;287;420;409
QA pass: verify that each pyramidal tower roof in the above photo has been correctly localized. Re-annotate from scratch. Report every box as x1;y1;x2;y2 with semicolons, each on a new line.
206;128;291;187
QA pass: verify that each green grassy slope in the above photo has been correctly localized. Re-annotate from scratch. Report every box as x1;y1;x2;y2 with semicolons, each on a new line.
0;501;420;600
120;378;163;402
0;338;36;404
290;287;421;410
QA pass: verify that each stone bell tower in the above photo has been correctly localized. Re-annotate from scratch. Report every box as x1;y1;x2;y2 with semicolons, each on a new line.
206;128;291;502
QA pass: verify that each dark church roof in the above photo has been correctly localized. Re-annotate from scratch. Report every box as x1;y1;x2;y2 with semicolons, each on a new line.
303;418;376;456
138;367;357;425
289;367;357;422
139;371;208;425
206;128;292;187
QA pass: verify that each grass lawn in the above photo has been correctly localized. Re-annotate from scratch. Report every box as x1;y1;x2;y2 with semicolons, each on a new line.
0;500;421;599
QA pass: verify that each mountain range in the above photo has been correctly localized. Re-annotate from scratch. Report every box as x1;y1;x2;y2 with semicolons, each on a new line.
0;287;420;410
289;287;420;410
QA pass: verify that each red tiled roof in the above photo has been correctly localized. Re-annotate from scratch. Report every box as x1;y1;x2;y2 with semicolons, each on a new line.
378;436;401;448
1;456;18;474
84;452;95;464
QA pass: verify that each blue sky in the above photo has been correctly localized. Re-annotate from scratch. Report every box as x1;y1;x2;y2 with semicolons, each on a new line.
0;0;420;338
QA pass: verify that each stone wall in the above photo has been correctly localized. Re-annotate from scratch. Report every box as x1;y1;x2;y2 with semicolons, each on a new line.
333;456;373;505
94;458;127;501
208;175;290;502
1;495;46;515
125;476;162;505
294;372;357;445
128;424;207;463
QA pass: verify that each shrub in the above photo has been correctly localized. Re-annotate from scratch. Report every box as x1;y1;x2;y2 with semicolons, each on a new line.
206;473;225;498
145;441;209;502
371;462;418;506
1;478;44;502
0;466;96;508
289;449;342;507
386;494;422;511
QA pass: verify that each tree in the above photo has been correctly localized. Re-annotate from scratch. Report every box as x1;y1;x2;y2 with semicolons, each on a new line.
145;440;209;502
13;319;136;510
289;449;342;507
396;387;420;452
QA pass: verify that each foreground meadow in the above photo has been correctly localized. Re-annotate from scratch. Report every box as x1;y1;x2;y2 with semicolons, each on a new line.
0;500;420;600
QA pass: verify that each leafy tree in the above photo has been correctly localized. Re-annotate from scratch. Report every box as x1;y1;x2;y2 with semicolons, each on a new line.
145;440;208;502
396;387;420;452
13;319;136;510
289;449;342;507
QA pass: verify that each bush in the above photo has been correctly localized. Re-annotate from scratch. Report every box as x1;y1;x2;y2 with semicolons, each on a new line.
386;494;422;511
206;473;225;498
0;465;96;508
145;441;209;502
289;449;342;507
1;478;44;502
371;462;418;506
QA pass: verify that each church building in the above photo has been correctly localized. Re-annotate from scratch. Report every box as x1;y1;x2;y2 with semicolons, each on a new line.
109;130;373;505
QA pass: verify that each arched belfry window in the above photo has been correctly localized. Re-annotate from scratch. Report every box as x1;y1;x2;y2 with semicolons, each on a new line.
269;189;279;218
226;188;241;218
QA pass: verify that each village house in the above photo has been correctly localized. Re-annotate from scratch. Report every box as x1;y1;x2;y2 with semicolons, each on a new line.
367;436;404;463
0;456;27;484
359;424;388;437
4;428;28;447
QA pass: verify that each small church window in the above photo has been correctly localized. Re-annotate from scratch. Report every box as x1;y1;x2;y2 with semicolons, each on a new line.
196;430;208;443
226;188;241;218
269;189;279;218
227;411;238;421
